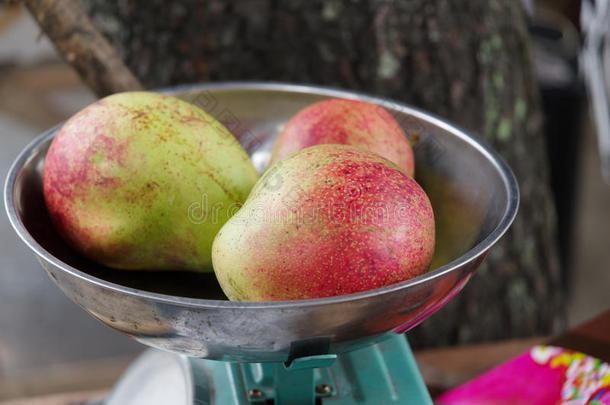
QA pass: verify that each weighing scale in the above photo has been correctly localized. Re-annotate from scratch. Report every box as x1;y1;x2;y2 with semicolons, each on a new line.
4;83;519;404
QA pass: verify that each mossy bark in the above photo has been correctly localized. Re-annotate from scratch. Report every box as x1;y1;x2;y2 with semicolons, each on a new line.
86;0;564;347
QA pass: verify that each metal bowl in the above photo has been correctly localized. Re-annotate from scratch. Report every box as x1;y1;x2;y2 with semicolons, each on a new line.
4;82;518;362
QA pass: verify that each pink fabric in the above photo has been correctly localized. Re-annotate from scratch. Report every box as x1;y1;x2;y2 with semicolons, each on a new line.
437;346;610;405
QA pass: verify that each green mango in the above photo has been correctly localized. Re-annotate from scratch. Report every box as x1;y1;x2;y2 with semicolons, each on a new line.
43;91;259;271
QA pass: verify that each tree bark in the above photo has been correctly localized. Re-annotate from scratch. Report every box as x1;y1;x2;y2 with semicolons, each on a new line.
25;0;143;97
85;0;564;347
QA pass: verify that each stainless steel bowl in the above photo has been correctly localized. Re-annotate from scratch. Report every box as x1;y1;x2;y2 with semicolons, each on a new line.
4;82;518;362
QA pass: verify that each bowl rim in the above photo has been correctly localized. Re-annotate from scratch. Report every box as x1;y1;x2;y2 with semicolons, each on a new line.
4;81;519;310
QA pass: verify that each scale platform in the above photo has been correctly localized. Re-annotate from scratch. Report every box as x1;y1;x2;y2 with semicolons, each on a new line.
4;83;518;404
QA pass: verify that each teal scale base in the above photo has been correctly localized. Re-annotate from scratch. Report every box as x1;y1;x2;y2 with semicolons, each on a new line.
107;334;433;405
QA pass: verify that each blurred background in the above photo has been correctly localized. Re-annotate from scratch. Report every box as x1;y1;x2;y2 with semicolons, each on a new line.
1;0;609;401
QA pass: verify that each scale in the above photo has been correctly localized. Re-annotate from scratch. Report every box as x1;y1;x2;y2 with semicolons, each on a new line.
4;83;518;404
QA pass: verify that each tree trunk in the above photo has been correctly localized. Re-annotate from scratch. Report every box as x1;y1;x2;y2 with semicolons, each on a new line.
85;0;564;347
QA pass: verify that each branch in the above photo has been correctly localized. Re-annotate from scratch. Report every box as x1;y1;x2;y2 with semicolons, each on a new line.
23;0;144;98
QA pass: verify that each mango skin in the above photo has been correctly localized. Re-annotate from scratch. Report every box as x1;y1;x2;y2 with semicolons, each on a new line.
212;145;435;301
43;91;259;271
270;98;415;176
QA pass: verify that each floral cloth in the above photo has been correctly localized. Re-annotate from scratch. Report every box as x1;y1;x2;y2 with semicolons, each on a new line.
437;346;610;405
